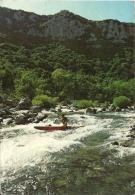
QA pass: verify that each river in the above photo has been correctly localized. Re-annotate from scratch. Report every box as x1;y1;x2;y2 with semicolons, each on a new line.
0;111;135;195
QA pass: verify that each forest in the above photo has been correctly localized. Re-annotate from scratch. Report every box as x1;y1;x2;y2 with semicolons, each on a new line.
0;41;134;107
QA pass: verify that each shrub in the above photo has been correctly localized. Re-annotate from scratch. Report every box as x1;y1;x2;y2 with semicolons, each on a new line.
32;95;58;108
73;100;98;109
99;101;110;108
113;96;131;108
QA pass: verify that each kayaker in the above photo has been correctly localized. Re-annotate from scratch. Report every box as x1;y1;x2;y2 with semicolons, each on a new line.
60;114;67;127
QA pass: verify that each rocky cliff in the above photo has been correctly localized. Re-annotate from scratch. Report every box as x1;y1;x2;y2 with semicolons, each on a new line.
0;7;134;44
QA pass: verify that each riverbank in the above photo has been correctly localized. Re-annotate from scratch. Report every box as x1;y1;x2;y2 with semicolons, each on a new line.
0;97;134;127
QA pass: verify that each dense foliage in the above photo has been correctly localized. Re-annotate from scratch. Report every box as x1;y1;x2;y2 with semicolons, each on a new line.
0;42;134;106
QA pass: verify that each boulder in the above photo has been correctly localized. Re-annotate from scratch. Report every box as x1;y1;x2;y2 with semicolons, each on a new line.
85;107;97;114
70;106;78;111
55;106;62;112
0;117;3;123
31;104;42;113
35;112;48;122
101;107;106;112
85;107;92;114
9;108;17;114
5;99;15;108
115;107;121;112
18;97;31;110
54;119;60;124
14;110;29;116
14;114;26;124
49;108;56;112
131;106;135;110
27;118;34;123
108;104;115;111
0;108;6;117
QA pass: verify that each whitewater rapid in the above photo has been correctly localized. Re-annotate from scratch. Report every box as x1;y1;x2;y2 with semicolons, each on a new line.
1;112;135;175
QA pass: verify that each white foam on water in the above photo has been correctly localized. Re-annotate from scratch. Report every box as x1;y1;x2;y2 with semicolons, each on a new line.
0;116;95;173
1;112;135;174
1;123;84;173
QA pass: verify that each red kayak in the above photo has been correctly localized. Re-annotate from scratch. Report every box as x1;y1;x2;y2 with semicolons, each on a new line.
34;125;84;131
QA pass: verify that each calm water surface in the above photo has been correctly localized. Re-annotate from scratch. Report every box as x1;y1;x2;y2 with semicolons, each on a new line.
1;111;135;195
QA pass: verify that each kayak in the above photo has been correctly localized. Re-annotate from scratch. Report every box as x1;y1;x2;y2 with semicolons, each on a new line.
34;125;84;131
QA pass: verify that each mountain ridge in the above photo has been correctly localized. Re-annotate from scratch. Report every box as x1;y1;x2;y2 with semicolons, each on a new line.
0;6;134;44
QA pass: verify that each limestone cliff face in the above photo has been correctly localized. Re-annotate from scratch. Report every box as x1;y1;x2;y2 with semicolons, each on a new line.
97;20;135;41
27;10;92;40
0;7;134;43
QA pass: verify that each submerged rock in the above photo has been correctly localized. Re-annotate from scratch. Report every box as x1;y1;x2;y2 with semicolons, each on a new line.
3;118;13;125
131;125;135;131
111;141;119;145
119;140;134;147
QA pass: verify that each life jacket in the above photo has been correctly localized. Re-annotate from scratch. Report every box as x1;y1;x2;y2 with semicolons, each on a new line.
61;117;67;126
61;117;67;124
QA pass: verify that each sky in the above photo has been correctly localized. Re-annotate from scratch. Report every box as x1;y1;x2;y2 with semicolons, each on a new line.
0;0;134;23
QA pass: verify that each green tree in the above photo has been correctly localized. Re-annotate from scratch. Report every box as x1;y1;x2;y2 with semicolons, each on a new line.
52;68;73;100
14;70;38;99
0;59;14;90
